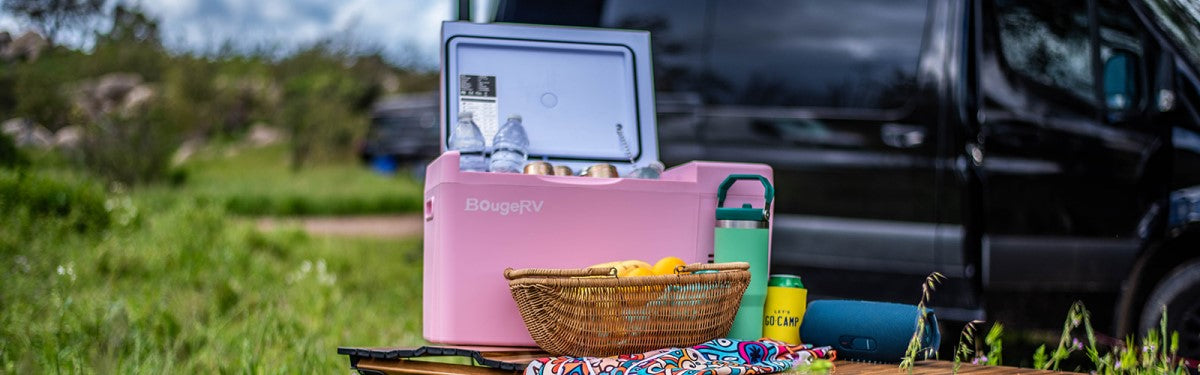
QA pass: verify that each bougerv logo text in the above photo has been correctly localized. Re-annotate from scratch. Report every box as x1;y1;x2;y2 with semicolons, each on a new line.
464;198;544;216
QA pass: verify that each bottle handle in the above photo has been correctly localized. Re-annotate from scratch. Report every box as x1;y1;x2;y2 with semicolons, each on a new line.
717;174;774;209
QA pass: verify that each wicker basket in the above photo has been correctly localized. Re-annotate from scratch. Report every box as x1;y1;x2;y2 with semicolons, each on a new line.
503;262;751;357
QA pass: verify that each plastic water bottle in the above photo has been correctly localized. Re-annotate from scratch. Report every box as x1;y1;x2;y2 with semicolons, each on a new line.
449;111;487;172
488;115;529;173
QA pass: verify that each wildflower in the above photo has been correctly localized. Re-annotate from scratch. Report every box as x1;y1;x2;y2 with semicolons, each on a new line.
14;256;30;273
1073;338;1083;350
55;263;76;282
1115;360;1122;369
971;355;987;365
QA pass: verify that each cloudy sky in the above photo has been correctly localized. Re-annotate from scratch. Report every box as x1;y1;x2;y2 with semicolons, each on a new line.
0;0;498;68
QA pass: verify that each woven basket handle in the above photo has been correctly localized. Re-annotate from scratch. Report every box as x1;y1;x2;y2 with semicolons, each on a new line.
676;262;750;273
504;267;616;280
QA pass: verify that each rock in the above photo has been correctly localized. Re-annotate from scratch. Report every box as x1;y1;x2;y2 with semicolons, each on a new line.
1;118;53;148
246;123;285;147
94;73;143;107
1;31;48;62
26;126;53;149
171;137;205;166
1;118;25;136
54;125;83;149
72;73;153;119
119;85;156;117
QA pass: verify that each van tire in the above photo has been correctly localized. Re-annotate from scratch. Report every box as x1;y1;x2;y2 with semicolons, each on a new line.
1138;259;1200;360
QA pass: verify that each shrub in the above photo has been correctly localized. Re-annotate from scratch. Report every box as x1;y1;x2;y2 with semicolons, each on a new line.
222;192;421;216
281;94;367;169
0;67;17;116
78;107;182;185
274;43;390;169
0;132;28;168
0;169;109;234
9;48;89;130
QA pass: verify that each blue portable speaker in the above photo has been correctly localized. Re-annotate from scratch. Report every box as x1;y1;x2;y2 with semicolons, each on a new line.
799;300;940;363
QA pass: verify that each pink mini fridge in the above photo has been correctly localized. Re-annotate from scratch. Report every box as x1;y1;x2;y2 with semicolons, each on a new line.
423;21;774;347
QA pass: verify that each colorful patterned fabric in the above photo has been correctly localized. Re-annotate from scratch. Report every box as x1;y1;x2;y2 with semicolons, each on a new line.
524;339;835;375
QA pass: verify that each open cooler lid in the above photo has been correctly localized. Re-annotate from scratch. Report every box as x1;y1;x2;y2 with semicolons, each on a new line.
440;21;659;173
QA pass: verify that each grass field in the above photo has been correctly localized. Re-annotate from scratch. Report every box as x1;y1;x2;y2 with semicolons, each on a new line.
1;152;427;372
143;144;425;216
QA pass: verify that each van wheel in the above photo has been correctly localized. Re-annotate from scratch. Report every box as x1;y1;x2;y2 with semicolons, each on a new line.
1139;259;1200;361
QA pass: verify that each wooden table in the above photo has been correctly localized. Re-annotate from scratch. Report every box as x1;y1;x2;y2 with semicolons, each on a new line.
338;346;1063;375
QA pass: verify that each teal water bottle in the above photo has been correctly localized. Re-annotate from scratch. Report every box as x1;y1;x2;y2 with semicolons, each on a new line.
713;174;773;341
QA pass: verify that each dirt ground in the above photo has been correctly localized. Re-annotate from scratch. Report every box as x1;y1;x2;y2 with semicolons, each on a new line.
255;215;423;238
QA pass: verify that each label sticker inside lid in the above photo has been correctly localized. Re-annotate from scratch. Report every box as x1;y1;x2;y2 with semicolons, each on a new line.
459;74;499;146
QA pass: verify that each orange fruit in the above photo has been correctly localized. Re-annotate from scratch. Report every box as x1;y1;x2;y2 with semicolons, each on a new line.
615;260;652;277
652;256;687;275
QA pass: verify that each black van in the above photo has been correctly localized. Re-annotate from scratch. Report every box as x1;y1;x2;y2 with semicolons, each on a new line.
492;0;1200;357
360;93;440;173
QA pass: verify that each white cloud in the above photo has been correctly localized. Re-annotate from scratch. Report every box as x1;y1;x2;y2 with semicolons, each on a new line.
326;0;451;66
0;0;453;66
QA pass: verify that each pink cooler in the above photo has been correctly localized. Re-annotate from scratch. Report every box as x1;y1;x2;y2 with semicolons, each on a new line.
423;22;774;347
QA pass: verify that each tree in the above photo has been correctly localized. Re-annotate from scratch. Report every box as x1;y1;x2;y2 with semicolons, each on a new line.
99;4;159;46
1;0;106;45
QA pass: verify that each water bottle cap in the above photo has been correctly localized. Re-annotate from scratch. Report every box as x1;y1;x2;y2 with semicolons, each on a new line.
507;114;522;121
716;203;768;222
459;111;473;119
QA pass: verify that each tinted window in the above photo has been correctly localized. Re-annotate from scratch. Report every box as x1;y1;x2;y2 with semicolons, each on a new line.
1098;0;1146;112
599;0;707;93
704;0;928;109
994;0;1095;103
495;0;605;27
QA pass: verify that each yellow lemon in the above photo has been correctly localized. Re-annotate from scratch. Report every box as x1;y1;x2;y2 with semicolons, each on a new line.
652;256;687;275
620;260;653;270
588;261;620;269
625;267;655;277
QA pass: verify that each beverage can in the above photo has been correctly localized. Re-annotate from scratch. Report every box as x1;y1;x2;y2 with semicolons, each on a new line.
763;274;806;345
523;161;553;175
583;163;618;178
552;165;574;176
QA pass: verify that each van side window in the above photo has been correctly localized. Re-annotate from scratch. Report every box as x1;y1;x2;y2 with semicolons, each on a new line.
703;0;929;110
993;0;1095;104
